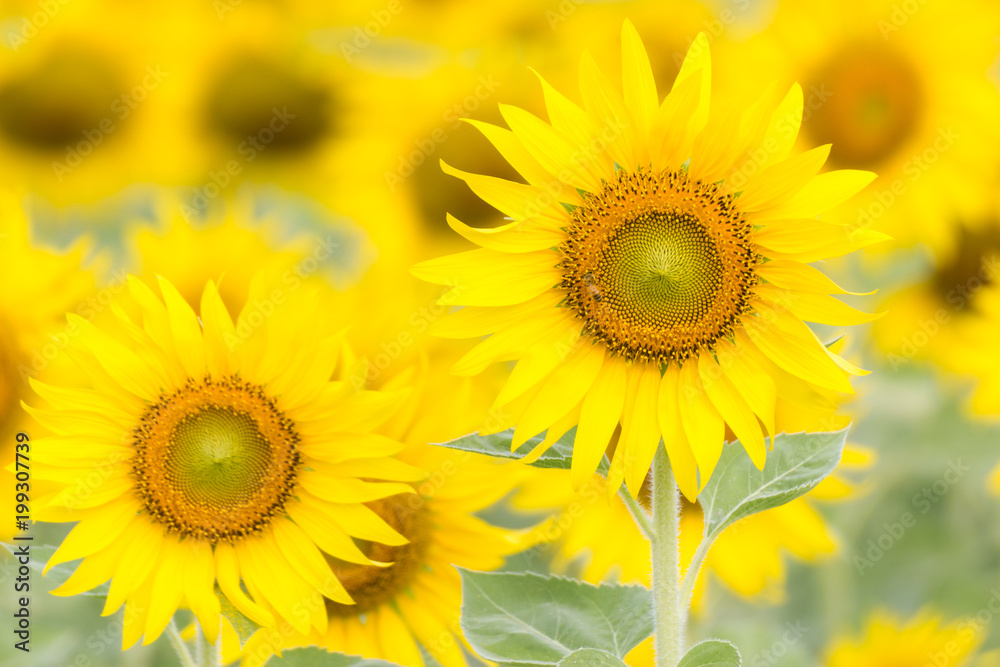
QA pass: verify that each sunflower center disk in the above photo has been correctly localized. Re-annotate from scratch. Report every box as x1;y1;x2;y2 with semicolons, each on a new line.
808;45;924;169
132;376;302;542
562;169;759;364
204;55;332;152
326;496;429;616
0;48;123;150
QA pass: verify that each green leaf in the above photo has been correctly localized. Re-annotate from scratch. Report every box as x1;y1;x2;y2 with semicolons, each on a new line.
557;649;629;666
435;428;609;474
699;428;849;547
266;647;402;666
677;639;741;667
459;569;652;665
216;584;261;648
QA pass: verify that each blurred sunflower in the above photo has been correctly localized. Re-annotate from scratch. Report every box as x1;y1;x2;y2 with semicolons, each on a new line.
373;0;716;256
163;4;384;205
413;22;883;500
825;612;981;667
127;192;377;313
224;328;532;667
945;273;1000;415
0;1;174;205
872;215;1000;372
0;193;94;540
721;0;1000;251
29;275;424;647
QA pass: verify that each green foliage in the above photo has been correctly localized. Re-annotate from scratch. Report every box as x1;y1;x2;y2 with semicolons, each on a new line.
458;569;652;665
557;648;629;666
266;647;402;666
677;640;742;667
435;428;609;474
698;428;849;549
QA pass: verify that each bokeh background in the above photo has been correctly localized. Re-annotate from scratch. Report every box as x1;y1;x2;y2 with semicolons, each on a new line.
1;0;1000;665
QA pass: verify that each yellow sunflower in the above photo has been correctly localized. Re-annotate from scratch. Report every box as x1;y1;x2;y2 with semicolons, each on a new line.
717;0;1000;252
28;275;425;648
223;336;532;667
0;192;94;540
127;192;378;314
0;1;175;205
412;21;884;500
825;612;982;667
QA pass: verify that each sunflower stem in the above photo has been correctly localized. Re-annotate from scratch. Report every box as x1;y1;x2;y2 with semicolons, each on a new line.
650;444;685;667
166;620;197;667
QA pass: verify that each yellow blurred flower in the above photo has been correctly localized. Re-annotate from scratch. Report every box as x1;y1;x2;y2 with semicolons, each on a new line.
722;0;1000;251
825;612;982;667
0;1;175;205
0;192;94;540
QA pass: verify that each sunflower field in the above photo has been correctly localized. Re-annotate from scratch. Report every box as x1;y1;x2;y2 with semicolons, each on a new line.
1;1;999;666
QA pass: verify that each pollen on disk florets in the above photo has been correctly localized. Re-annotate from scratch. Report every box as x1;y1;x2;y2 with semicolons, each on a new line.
131;375;302;542
560;168;760;364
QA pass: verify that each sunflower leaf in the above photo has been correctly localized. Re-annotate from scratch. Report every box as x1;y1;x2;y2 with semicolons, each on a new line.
216;585;261;648
265;647;402;665
557;648;629;666
459;569;652;665
698;427;850;548
434;428;610;475
677;639;741;667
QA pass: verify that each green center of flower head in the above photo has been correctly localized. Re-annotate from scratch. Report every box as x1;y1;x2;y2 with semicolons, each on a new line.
598;210;723;330
0;47;123;150
168;407;273;507
132;376;302;542
204;54;332;152
808;44;923;169
562;169;759;364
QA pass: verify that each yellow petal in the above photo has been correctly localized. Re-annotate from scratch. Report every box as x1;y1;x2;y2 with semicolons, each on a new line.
621;362;663;497
677;358;724;491
572;356;628;489
446;214;563;253
579;50;634;169
500;103;603;192
214;542;275;628
755;170;877;220
698;350;765;469
183;541;222;645
512;342;605;447
621;19;658;151
158;275;206;378
657;364;699;501
272;520;353;604
143;536;187;644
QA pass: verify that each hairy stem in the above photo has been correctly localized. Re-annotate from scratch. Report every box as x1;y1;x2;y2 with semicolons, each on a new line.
650;445;685;667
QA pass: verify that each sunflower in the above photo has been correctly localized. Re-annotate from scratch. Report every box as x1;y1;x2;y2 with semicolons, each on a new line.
126;191;378;314
222;342;532;667
28;275;424;648
825;612;982;667
412;21;883;499
717;0;1000;252
872;214;1000;373
0;1;175;205
0;192;94;540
